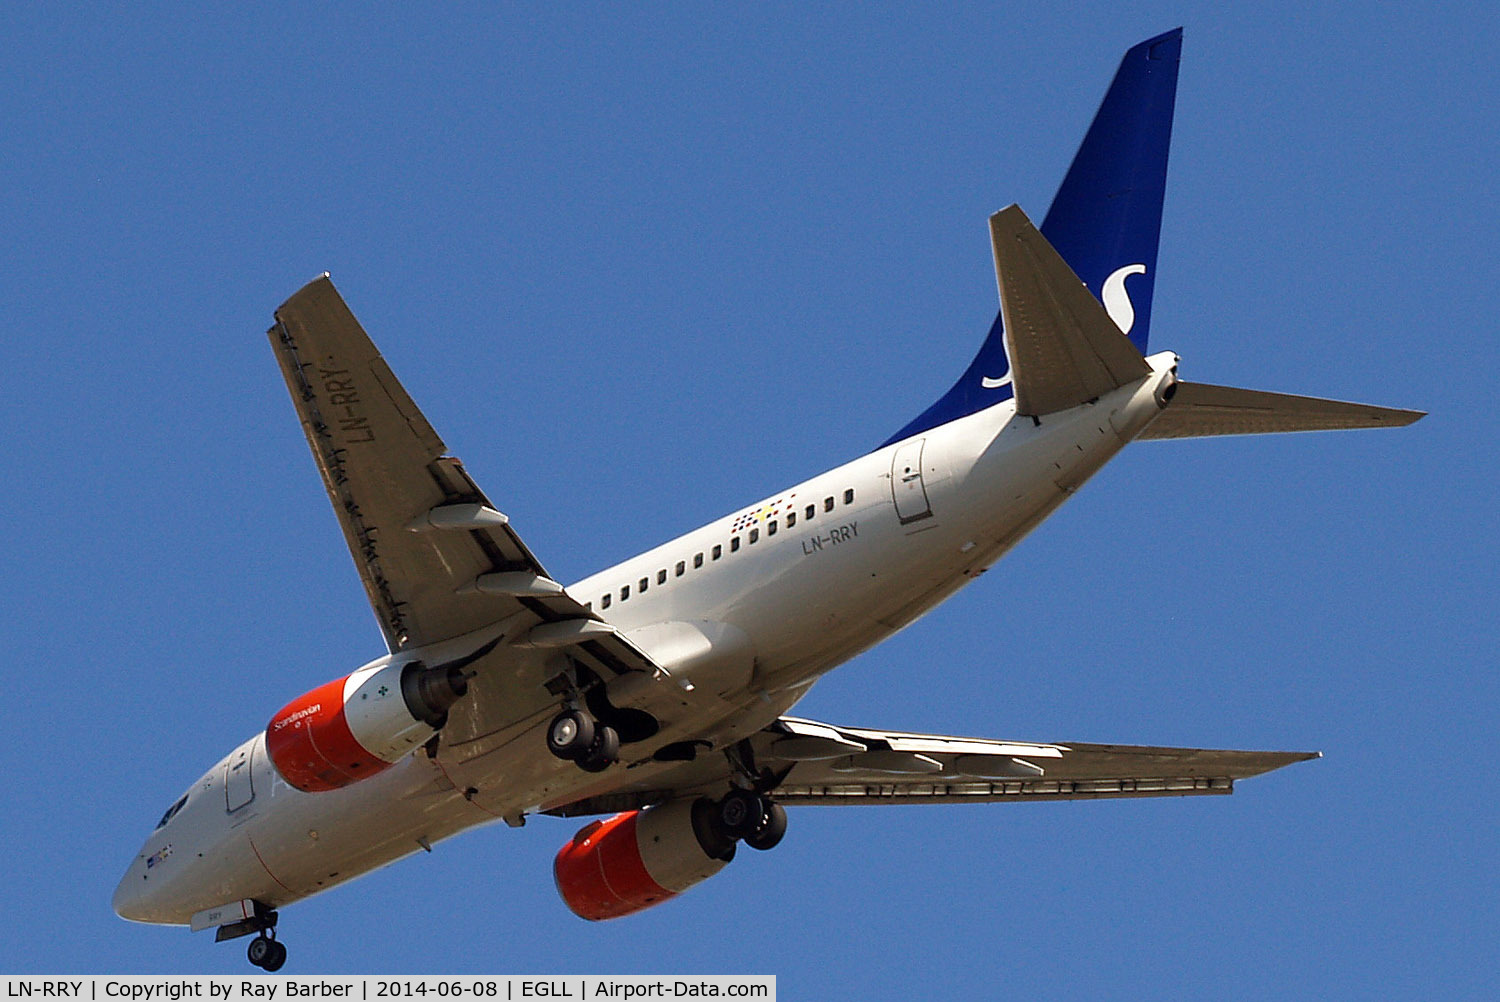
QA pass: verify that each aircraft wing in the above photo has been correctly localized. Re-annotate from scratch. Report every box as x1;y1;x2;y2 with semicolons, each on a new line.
269;275;657;683
546;715;1318;816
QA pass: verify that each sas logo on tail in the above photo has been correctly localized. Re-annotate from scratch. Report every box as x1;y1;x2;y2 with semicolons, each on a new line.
981;263;1146;389
1101;263;1147;335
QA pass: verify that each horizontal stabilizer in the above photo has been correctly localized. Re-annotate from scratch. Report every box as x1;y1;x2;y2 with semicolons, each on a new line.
1141;382;1425;440
990;205;1150;417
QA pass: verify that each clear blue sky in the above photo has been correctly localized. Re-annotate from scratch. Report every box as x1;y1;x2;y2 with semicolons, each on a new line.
5;3;1495;996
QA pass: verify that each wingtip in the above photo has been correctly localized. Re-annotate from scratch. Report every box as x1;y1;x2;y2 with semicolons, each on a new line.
1371;407;1425;429
1227;748;1322;778
988;203;1028;226
1239;749;1320;780
276;273;339;316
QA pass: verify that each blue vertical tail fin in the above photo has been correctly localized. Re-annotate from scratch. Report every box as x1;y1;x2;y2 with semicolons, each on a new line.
881;28;1181;448
1041;27;1180;357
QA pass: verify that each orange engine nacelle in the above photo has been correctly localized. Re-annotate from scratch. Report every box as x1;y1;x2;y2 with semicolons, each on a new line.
554;799;735;920
265;659;467;792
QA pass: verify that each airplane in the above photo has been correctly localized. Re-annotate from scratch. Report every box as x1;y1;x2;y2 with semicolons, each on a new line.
112;28;1423;972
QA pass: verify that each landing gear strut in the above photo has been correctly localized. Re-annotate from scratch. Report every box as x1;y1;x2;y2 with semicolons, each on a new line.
547;708;620;772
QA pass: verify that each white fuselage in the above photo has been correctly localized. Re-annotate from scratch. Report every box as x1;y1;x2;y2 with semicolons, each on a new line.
113;358;1176;926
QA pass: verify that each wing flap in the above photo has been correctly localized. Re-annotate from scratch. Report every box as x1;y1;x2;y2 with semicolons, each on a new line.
770;776;1237;805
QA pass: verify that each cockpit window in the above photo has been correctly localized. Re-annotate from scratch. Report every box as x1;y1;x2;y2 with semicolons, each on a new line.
155;795;188;830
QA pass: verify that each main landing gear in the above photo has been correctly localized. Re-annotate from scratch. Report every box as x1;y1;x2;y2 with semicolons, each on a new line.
696;788;788;854
688;737;792;855
547;708;620;772
246;929;287;972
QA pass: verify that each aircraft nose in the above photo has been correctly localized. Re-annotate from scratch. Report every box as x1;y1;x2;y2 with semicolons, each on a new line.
113;857;178;924
112;864;145;920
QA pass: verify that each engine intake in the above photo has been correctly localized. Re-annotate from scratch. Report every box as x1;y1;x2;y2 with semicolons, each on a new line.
265;660;467;792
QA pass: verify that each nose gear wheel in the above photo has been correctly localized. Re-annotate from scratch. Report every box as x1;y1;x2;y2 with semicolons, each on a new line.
247;930;287;971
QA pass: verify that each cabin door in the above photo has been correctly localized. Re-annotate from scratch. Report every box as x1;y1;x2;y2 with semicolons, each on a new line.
891;439;932;524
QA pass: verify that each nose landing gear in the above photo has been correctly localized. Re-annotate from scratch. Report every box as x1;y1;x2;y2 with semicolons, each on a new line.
209;900;288;971
247;929;287;971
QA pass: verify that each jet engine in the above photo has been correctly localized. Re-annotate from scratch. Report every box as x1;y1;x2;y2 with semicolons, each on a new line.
265;659;467;792
554;799;735;920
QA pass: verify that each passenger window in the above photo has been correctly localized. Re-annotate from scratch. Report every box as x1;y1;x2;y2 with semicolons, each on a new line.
602;594;611;609
824;497;835;512
806;504;816;520
694;553;704;568
712;545;722;560
657;569;667;585
639;577;649;593
844;488;855;505
675;561;685;577
621;585;630;600
731;536;741;552
767;520;778;536
786;512;796;528
749;528;759;544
